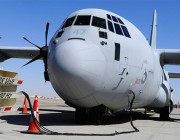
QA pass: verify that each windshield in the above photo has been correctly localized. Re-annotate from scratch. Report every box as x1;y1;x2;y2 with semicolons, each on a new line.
74;15;91;25
61;16;76;29
92;16;106;29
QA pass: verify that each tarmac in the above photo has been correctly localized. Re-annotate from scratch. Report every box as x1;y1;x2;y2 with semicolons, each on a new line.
0;97;180;140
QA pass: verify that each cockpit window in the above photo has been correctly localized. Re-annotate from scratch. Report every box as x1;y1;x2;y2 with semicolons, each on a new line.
61;16;76;29
108;21;114;33
114;23;123;35
107;14;112;20
92;16;106;29
55;30;64;38
106;13;131;38
117;17;124;25
121;25;131;38
74;15;91;25
112;16;118;23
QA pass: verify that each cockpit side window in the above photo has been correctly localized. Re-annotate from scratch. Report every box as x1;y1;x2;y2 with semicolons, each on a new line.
92;16;106;29
117;17;124;25
61;16;76;29
106;13;131;38
121;25;131;38
107;14;112;20
114;23;123;36
112;16;118;23
74;15;91;25
108;21;114;33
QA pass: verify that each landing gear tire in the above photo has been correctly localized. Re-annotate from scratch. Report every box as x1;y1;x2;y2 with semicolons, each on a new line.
75;105;106;125
88;106;103;125
160;106;170;120
75;108;87;124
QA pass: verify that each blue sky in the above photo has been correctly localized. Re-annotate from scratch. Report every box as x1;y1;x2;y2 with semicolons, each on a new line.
0;0;180;103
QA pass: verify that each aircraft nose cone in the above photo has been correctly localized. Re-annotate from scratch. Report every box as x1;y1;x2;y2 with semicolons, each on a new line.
52;40;106;100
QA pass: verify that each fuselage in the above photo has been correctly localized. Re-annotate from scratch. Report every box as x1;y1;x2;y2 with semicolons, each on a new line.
48;9;170;112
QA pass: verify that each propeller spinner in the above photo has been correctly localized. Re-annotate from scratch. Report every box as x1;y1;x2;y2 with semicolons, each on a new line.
23;22;50;82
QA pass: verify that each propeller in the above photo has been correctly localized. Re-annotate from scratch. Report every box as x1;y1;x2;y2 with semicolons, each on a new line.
23;22;50;82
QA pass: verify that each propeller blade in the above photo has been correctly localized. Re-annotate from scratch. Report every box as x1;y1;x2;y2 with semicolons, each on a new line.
45;21;50;47
23;54;42;67
22;21;50;82
22;36;41;49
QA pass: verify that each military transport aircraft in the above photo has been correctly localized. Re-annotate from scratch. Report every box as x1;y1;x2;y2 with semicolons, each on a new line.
0;9;179;125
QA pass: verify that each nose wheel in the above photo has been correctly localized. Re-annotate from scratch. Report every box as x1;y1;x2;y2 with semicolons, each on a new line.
88;106;104;125
75;108;88;124
75;105;106;125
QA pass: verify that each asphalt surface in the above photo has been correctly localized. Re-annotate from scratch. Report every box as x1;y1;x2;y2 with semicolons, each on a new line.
0;97;180;140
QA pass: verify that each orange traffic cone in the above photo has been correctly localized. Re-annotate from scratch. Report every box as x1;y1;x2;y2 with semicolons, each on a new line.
27;95;40;133
21;97;28;114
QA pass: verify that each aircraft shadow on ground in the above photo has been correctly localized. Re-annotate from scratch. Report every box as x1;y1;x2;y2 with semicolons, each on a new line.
1;109;180;126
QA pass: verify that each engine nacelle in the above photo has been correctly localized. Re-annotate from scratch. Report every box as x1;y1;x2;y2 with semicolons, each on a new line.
149;70;171;108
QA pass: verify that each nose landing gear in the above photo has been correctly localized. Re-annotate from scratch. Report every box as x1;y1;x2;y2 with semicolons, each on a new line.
75;105;106;125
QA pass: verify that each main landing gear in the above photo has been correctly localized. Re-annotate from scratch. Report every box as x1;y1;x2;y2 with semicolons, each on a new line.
159;100;173;120
160;106;170;120
75;105;106;125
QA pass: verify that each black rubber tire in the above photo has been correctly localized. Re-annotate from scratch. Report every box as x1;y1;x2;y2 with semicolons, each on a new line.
88;106;103;125
160;106;170;120
75;108;87;124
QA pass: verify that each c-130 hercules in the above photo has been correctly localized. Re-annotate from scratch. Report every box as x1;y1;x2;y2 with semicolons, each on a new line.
0;9;178;125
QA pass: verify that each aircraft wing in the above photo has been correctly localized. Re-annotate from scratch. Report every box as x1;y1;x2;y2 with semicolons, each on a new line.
0;46;40;62
156;49;180;66
168;72;180;78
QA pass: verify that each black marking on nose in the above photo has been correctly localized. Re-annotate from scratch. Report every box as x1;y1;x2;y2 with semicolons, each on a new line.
112;77;124;90
68;38;85;41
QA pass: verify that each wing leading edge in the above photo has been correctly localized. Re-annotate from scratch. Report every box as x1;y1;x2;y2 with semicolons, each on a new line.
168;72;180;78
156;49;180;66
0;46;40;62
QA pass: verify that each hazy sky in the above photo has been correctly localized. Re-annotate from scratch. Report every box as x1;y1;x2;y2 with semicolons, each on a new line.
0;0;180;103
